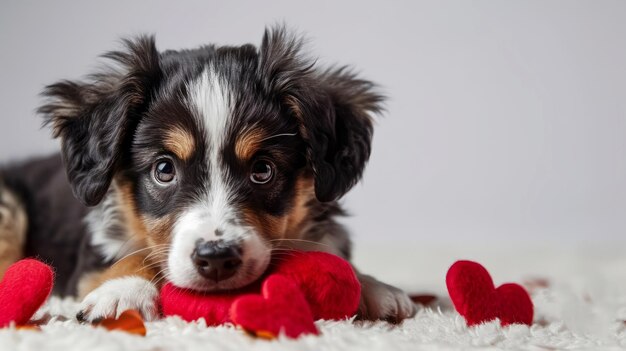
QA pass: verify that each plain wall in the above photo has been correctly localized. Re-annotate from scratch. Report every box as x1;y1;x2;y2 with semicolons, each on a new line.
1;0;625;248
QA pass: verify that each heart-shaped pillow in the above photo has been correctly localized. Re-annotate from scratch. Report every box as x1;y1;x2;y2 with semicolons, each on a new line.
0;259;54;327
446;260;533;326
160;251;360;325
160;284;256;325
230;274;318;338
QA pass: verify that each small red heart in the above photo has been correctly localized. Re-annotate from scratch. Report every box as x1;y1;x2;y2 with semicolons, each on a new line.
230;274;319;339
0;259;54;327
271;251;361;320
446;260;533;326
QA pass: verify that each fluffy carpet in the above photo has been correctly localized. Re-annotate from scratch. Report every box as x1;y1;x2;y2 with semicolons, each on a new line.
2;244;626;350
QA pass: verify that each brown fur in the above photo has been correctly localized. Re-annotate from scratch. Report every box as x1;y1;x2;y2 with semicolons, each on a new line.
77;253;160;299
0;187;27;280
141;214;175;269
285;96;309;140
234;128;265;161
284;177;316;236
119;179;176;269
116;180;149;242
0;241;22;281
77;179;169;298
164;126;195;161
242;176;315;244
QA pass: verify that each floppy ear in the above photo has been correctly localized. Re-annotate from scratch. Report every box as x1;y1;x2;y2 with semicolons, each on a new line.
258;26;383;202
309;67;383;202
39;36;161;206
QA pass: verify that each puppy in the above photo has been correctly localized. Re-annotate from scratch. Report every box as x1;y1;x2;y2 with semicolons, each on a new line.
0;26;415;323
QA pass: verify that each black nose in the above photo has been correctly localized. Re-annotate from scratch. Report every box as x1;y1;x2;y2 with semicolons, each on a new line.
191;240;242;281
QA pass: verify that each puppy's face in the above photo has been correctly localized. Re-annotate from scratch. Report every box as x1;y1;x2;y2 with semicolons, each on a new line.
41;28;381;291
127;66;310;291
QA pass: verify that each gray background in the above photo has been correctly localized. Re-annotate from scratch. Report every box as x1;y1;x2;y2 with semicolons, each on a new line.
1;0;625;248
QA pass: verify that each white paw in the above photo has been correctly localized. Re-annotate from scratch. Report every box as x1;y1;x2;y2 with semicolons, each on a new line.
77;276;159;322
357;274;416;323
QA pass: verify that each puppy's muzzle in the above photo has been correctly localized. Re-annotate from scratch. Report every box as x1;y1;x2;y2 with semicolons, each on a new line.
191;239;243;282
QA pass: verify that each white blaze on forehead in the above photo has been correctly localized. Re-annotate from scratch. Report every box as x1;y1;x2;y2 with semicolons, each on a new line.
187;68;234;228
167;67;272;291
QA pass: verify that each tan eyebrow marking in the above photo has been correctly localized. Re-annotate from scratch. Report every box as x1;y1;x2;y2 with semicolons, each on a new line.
235;128;266;161
164;126;195;161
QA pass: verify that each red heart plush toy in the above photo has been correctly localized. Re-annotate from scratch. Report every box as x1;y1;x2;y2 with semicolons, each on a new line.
446;260;533;326
231;275;319;338
160;251;361;337
0;259;54;327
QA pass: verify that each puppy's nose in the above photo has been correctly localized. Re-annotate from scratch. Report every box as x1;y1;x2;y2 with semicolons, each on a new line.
191;240;242;281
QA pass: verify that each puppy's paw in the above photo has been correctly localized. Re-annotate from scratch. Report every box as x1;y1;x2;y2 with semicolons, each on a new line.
77;276;159;322
356;274;416;324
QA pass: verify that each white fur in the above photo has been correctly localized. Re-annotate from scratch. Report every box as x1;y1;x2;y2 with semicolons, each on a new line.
188;68;234;225
79;276;159;321
167;204;270;291
358;274;416;322
167;68;270;291
21;245;626;350
86;185;141;262
187;68;234;230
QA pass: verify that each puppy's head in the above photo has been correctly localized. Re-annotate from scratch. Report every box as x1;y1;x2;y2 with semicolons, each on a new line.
40;27;383;291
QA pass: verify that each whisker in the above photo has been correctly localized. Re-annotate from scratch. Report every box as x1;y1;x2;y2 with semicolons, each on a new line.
140;261;168;271
150;274;168;288
268;238;333;249
143;248;171;261
259;132;297;142
111;244;170;269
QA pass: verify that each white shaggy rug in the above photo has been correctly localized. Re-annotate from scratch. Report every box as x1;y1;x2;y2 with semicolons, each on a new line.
2;244;626;350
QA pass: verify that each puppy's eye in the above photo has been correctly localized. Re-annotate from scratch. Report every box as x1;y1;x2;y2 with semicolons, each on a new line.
250;160;274;185
153;159;176;184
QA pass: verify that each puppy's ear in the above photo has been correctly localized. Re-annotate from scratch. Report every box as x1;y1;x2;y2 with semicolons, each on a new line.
309;67;383;202
259;26;383;202
39;36;161;206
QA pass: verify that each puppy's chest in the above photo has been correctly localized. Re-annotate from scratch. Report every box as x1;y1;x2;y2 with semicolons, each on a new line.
85;188;144;263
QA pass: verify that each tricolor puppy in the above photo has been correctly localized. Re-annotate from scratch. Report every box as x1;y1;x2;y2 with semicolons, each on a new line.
0;27;415;323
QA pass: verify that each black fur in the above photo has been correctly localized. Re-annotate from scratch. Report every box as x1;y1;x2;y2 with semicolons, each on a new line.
40;27;382;207
257;28;383;202
6;25;383;295
39;36;162;207
0;154;107;295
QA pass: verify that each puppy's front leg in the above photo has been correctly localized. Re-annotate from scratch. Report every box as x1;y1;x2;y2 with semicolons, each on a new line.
77;254;160;322
356;273;416;323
